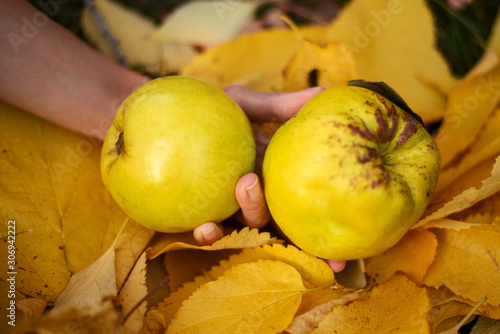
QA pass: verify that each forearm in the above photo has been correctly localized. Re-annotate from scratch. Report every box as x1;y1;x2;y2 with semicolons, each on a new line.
0;1;149;141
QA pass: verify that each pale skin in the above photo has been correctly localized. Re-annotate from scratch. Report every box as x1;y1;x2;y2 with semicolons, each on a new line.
0;1;346;272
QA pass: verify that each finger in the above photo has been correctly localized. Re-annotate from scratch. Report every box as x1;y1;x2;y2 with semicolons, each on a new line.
224;85;324;122
234;173;271;229
325;259;347;273
193;222;225;246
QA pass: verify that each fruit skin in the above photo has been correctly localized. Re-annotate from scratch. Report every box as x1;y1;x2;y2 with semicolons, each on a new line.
101;76;255;232
262;85;441;261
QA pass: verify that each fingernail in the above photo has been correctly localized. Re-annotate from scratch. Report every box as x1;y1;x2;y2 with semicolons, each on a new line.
246;178;262;202
198;224;217;244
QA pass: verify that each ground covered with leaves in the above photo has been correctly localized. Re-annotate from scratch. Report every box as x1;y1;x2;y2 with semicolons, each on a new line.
2;0;500;333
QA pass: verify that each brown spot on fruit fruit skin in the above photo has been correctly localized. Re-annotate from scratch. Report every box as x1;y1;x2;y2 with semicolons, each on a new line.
115;131;125;155
347;123;377;142
396;117;417;148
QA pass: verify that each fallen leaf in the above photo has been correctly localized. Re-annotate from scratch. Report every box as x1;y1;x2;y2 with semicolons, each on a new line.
0;103;131;302
164;248;239;292
433;108;500;197
311;274;431;333
321;0;457;123
143;307;167;334
333;259;366;289
416;155;500;228
167;259;305;334
470;316;500;333
423;224;500;307
365;228;438;285
81;0;166;72
427;286;475;333
283;39;356;91
286;289;361;334
181;25;327;91
118;252;148;334
159;243;334;327
149;0;258;47
434;51;500;168
147;227;280;258
52;242;117;313
212;243;336;288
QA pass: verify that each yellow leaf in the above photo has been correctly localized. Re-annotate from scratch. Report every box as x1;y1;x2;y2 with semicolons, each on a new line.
416;155;500;228
143;308;167;334
427;287;475;333
423;224;500;307
118;252;148;334
283;40;356;91
321;0;456;123
115;219;155;289
435;108;500;197
365;228;438;284
167;259;305;334
215;244;335;288
181;25;327;91
451;192;500;225
0;103;133;301
287;290;361;334
149;0;258;47
52;243;117;312
312;274;431;334
147;227;280;257
434;51;500;168
81;0;177;73
159;243;334;327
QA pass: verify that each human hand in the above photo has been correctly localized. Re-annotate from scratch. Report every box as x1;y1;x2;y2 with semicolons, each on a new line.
191;85;346;273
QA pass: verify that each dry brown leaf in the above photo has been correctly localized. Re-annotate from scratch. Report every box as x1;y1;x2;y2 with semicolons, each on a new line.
365;228;438;285
283;39;356;91
118;252;148;334
423;224;500;307
311;274;431;333
0;102;135;302
415;155;500;228
321;0;457;123
147;227;280;258
434;51;500;168
167;259;305;334
286;289;362;334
